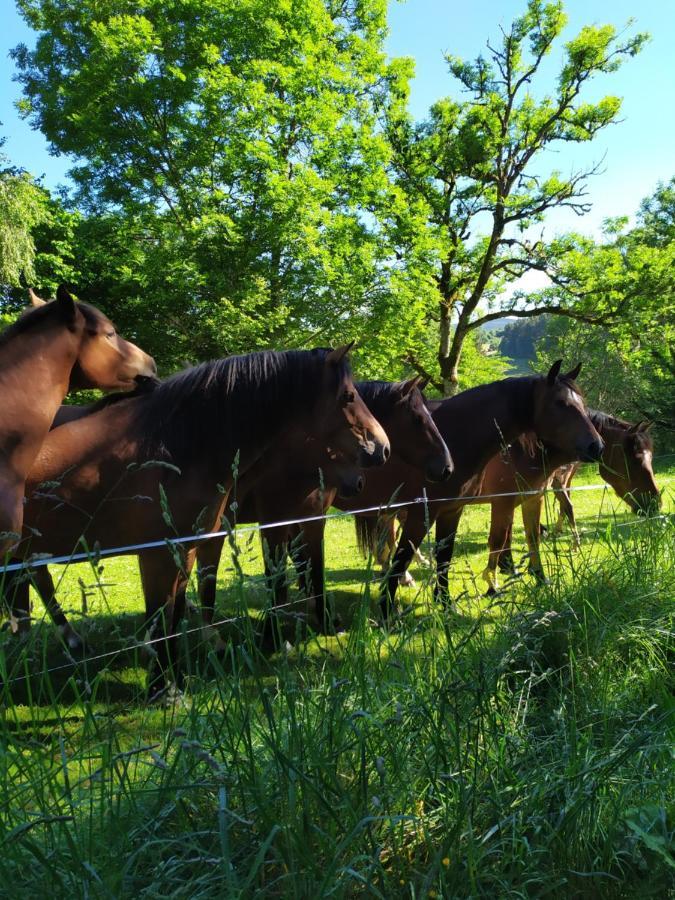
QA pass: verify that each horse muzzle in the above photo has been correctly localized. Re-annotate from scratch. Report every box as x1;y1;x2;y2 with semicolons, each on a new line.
577;438;604;463
359;436;391;468
337;472;365;499
425;454;454;482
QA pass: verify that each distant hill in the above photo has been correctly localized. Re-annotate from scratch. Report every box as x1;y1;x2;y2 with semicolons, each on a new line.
478;317;515;334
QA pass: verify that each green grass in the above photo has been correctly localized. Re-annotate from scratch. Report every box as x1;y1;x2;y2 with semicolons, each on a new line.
0;463;673;898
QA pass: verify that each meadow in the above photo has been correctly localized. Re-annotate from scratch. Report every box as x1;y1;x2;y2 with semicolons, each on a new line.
1;461;673;898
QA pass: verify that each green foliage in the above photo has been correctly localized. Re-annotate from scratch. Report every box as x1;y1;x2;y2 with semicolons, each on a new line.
536;179;675;441
499;316;549;361
385;0;647;392
0;151;48;290
12;0;417;368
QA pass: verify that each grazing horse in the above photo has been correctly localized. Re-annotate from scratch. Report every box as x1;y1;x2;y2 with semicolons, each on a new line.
10;347;390;695
191;377;453;635
370;410;659;596
347;361;604;618
478;410;659;592
0;285;156;553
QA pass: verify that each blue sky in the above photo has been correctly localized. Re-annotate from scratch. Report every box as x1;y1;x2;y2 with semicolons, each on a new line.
1;0;673;239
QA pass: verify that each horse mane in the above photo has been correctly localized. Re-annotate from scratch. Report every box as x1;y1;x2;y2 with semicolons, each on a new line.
0;301;67;349
135;349;348;468
0;298;116;353
356;380;408;416
589;408;654;450
79;378;160;413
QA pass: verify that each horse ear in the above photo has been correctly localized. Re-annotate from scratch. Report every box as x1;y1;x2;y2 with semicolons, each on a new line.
546;359;563;385
417;376;430;392
564;362;582;381
630;420;653;434
56;284;77;323
326;341;355;366
399;376;421;398
28;287;47;307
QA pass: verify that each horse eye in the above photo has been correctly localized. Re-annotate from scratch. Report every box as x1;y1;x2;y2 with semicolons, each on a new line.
106;330;116;339
342;390;355;405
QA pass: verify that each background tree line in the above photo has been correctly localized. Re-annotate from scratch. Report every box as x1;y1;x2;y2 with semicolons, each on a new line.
1;0;672;441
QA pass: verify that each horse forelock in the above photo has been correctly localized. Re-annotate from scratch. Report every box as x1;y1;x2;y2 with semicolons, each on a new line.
77;301;113;331
356;380;410;415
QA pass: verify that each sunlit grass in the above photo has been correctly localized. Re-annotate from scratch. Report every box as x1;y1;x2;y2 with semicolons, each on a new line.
0;462;673;897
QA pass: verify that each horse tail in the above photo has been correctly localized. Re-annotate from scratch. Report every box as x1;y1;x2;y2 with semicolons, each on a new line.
354;515;378;559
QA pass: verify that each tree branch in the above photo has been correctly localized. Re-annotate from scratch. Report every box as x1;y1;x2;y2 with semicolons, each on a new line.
403;351;443;393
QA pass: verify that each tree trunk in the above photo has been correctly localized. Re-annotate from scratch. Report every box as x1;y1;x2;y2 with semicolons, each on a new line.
440;326;464;396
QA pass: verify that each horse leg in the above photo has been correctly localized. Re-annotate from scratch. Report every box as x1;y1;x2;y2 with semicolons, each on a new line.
2;568;31;634
31;567;84;651
521;495;547;583
378;514;415;587
483;500;515;595
558;486;580;549
290;519;334;633
497;521;516;574
139;550;189;698
380;505;431;620
258;526;293;648
197;535;226;625
434;506;463;606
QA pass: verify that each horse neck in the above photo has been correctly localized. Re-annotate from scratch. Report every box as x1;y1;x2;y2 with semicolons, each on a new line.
437;377;536;476
0;328;81;478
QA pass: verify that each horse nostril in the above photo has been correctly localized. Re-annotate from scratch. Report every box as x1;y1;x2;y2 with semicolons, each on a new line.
357;476;365;493
382;443;390;462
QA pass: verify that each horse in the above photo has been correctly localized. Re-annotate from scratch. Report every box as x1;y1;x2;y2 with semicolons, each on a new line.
368;410;659;596
8;346;390;695
346;361;604;618
479;410;659;592
0;285;156;553
189;377;453;637
14;414;366;651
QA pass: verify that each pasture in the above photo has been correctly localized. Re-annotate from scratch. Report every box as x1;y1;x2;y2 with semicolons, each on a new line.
1;460;673;898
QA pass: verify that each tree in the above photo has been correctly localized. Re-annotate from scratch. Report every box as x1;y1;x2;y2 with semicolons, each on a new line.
385;0;647;393
499;316;548;360
537;178;675;436
0;146;47;293
12;0;411;366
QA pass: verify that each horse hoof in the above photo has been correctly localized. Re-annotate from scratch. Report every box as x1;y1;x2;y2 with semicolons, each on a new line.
147;683;183;707
61;630;85;654
399;572;415;587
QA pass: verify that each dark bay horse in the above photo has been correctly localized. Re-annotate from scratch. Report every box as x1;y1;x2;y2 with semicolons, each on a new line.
0;285;156;553
6;386;365;650
347;362;604;618
370;410;659;595
191;377;453;635
10;347;390;694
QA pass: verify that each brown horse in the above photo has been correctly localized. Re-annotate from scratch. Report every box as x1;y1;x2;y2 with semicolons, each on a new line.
8;347;390;695
369;409;659;595
0;285;156;553
478;410;659;592
346;361;604;618
191;377;453;636
5;383;364;650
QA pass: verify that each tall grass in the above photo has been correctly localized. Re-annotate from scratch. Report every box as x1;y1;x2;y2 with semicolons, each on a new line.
0;494;673;898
